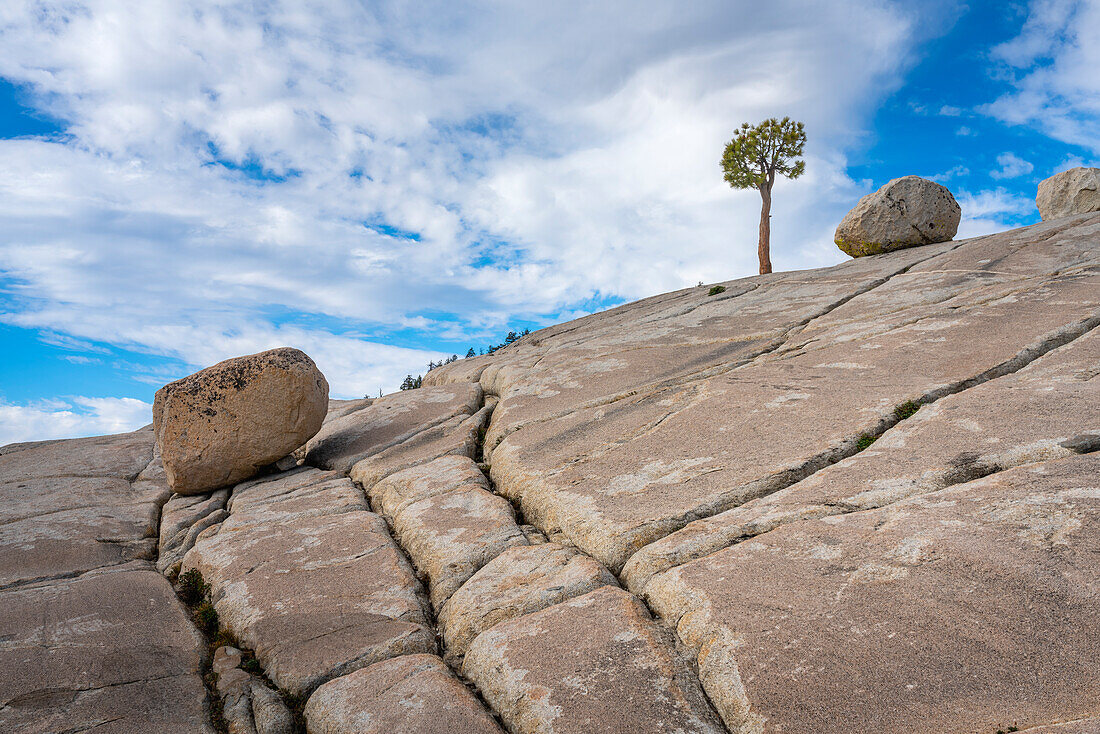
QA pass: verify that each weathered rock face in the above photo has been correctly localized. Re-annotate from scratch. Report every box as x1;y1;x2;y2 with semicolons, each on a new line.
0;429;211;732
427;212;1100;732
622;323;1100;593
646;454;1100;733
1025;719;1100;733
835;175;961;257
463;586;726;734
153;347;329;494
438;542;618;663
181;468;435;697
4;213;1100;733
304;654;503;734
368;455;529;609
1037;166;1100;220
1;565;213;733
212;646;294;734
157;485;228;575
0;429;163;588
303;382;482;474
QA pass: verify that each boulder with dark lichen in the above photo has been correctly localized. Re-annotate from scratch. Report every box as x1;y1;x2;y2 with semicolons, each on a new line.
153;347;329;494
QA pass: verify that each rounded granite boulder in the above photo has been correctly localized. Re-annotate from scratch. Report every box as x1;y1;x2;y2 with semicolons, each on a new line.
835;175;961;258
1036;166;1100;221
152;347;329;494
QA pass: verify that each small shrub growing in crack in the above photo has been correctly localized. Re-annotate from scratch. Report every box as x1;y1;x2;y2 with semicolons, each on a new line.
708;285;727;295
893;400;920;421
176;568;277;734
212;628;238;650
177;568;210;606
195;601;219;635
855;434;878;451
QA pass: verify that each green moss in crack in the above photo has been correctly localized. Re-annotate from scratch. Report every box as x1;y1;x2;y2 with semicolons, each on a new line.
708;285;727;295
856;434;878;452
893;400;920;422
176;568;230;733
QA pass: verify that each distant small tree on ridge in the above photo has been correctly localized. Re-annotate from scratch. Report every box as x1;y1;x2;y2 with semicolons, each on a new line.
721;117;806;275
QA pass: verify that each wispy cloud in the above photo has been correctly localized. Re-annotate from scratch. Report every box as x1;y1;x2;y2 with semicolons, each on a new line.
954;186;1036;239
990;151;1035;179
929;164;970;182
982;0;1100;154
36;332;111;354
957;187;1035;218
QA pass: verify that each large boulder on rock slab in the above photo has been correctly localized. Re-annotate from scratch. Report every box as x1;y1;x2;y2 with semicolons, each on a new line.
153;347;328;494
1037;166;1100;220
835;175;961;257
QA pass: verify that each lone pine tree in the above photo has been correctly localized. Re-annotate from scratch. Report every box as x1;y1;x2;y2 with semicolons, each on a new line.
721;117;806;274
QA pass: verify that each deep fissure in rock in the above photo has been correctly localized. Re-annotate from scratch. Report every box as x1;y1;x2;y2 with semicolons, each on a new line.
470;390;734;733
155;475;306;734
346;410;511;732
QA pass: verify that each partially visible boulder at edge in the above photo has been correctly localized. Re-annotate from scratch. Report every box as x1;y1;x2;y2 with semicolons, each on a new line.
1037;166;1100;220
835;175;961;257
153;347;328;495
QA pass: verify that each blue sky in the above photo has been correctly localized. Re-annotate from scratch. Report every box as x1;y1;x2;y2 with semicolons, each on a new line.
1;0;1098;444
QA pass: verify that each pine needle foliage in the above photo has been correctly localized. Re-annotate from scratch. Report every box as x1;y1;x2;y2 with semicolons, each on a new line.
721;117;806;190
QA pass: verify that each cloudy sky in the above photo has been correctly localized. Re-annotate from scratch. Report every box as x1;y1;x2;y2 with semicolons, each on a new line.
1;0;1098;444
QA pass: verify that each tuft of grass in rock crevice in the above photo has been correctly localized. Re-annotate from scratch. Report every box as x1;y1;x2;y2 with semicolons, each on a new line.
177;568;209;606
854;400;922;454
855;434;878;452
174;568;306;733
708;285;727;296
175;569;228;733
893;399;920;422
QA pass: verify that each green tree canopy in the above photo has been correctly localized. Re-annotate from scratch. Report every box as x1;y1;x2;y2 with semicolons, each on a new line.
721;117;806;191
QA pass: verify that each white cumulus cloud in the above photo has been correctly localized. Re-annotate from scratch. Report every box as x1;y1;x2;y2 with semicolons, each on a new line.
982;0;1100;154
0;396;153;445
954;187;1036;239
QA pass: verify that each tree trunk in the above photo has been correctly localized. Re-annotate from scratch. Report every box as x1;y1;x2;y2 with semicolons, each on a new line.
757;184;772;275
